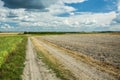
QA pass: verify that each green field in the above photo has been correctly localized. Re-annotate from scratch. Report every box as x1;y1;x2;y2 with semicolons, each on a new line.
0;36;23;67
0;36;27;80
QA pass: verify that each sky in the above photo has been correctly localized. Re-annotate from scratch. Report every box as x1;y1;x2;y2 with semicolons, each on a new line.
0;0;120;32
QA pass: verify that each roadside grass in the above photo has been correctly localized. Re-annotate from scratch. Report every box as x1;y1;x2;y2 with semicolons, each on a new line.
32;39;76;80
36;50;76;80
0;36;27;80
37;51;69;80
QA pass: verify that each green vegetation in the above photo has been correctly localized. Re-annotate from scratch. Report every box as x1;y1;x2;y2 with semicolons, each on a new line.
0;36;27;80
0;36;23;67
24;31;120;35
24;32;67;35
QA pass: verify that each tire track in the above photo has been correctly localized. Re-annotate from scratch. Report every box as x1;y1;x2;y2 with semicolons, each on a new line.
22;38;60;80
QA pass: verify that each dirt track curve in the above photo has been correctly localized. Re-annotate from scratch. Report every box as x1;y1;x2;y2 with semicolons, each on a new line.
22;38;60;80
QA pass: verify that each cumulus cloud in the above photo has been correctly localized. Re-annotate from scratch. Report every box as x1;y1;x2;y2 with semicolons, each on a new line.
0;6;118;31
63;12;116;27
0;23;13;30
118;0;120;11
112;0;120;23
49;4;76;15
0;0;120;31
113;14;120;23
2;0;57;9
1;0;86;9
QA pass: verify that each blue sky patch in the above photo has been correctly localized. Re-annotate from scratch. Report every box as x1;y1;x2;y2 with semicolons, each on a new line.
65;0;118;13
56;13;70;17
0;22;18;27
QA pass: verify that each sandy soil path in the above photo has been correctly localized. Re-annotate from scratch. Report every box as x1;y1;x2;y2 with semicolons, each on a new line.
32;37;118;80
22;38;60;80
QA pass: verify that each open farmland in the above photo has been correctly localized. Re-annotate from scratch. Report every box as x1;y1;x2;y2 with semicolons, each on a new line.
0;33;120;80
31;33;120;80
39;34;120;69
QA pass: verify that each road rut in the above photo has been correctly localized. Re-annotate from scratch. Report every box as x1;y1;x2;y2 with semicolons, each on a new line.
22;38;60;80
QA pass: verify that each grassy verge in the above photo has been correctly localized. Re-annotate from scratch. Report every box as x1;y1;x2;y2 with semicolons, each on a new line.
0;37;27;80
32;39;76;80
37;51;72;80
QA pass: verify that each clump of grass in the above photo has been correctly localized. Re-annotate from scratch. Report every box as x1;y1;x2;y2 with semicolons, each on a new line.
0;37;27;80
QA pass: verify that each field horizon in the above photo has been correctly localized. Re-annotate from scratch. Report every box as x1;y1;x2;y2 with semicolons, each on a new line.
0;33;120;80
0;0;120;79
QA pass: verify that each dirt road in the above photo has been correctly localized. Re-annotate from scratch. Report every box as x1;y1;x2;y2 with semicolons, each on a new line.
32;37;118;80
22;38;60;80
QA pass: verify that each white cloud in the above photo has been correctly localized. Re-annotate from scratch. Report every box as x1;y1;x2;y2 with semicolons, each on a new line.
118;0;120;11
107;0;120;31
49;4;76;15
63;12;116;27
112;0;120;24
63;0;86;3
0;24;13;29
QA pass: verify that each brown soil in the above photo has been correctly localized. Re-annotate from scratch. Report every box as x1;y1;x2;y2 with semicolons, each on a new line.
31;36;119;80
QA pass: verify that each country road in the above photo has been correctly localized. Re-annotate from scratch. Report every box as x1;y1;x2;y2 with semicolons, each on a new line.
22;38;60;80
31;37;119;80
